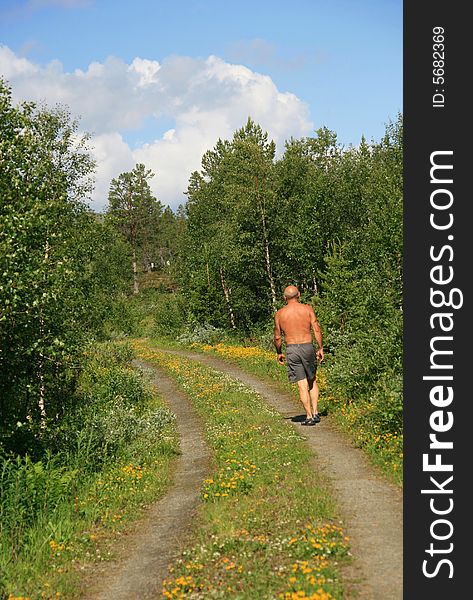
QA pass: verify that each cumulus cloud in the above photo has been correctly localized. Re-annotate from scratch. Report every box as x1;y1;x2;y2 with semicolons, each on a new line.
90;132;135;206
1;45;313;211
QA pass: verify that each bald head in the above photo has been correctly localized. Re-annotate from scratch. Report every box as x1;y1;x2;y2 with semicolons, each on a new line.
283;285;300;300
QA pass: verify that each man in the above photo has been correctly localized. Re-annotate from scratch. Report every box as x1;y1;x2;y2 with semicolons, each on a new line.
274;285;324;426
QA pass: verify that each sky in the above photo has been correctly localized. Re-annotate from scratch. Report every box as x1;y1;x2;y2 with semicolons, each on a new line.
0;0;402;212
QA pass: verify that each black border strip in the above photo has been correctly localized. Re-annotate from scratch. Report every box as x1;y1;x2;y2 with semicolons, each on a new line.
404;2;469;597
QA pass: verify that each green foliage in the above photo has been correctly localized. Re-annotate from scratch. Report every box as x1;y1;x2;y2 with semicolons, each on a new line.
365;372;403;434
62;397;174;469
178;113;403;448
152;292;189;338
0;79;130;436
181;118;280;329
102;295;141;337
0;453;77;550
82;339;135;368
177;323;228;345
106;164;160;239
82;364;149;406
105;163;185;295
313;116;403;437
0;342;177;598
0;341;176;597
38;341;174;470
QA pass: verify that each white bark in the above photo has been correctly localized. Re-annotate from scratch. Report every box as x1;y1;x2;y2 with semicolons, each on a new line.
38;238;49;425
132;247;139;295
220;267;236;328
256;176;277;312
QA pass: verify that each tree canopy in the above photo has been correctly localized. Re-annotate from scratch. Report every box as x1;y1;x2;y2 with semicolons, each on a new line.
0;79;130;432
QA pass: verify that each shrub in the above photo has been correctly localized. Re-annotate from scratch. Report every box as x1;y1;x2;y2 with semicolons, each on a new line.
78;399;175;464
364;372;403;434
44;342;174;468
177;323;228;345
0;453;77;547
0;339;176;576
152;292;188;338
248;320;275;350
79;366;152;408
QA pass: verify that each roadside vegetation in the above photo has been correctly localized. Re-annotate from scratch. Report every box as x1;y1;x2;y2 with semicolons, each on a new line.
0;341;178;599
134;339;350;600
0;80;178;599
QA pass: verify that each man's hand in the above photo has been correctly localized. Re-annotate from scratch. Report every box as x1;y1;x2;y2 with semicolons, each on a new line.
316;348;324;362
277;353;285;365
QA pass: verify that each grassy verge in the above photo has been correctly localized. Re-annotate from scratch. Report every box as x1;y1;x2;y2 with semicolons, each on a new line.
134;339;350;600
1;346;178;600
175;341;403;486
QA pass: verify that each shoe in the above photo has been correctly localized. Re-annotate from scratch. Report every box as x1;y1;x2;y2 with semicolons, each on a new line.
311;414;321;423
301;417;316;426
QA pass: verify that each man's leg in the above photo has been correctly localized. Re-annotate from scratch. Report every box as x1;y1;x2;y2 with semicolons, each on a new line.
308;377;319;417
297;378;313;420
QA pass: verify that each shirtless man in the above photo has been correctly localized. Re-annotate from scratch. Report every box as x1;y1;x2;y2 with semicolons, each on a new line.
273;285;324;426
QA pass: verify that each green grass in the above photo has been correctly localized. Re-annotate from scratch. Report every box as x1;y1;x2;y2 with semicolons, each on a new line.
134;339;350;600
0;370;178;600
162;340;402;487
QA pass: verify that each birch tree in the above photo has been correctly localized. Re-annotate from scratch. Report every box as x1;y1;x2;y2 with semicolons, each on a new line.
0;79;129;430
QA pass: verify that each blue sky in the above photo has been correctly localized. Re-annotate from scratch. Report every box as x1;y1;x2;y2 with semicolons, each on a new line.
0;0;402;210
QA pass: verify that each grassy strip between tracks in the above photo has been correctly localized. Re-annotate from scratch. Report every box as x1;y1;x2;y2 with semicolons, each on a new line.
133;339;350;600
182;342;402;486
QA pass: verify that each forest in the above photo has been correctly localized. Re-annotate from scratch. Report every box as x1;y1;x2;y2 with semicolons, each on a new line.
0;77;402;597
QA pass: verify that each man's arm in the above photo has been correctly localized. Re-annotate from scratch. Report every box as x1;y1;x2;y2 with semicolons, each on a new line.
273;311;285;364
309;306;324;362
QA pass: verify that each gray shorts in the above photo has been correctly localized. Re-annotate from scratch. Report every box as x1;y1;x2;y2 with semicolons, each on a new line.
286;343;316;383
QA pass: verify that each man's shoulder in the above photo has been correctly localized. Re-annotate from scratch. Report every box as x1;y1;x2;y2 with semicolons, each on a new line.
275;306;286;318
301;303;315;315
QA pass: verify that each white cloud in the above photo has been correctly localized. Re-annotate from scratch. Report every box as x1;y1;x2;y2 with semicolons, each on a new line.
128;57;161;87
90;132;135;206
0;45;37;77
1;46;313;211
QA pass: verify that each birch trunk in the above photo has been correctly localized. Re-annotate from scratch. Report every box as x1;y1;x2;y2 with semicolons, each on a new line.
219;267;236;329
127;191;140;295
263;232;277;312
38;238;49;425
256;176;277;312
132;246;139;295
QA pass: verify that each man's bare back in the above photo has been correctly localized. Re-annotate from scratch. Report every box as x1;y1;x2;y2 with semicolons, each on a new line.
276;302;314;345
273;286;324;363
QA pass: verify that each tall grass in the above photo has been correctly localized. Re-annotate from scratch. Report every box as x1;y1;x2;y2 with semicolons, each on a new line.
0;341;177;599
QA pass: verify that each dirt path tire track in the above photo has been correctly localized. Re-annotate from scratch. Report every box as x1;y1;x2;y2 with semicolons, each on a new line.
164;348;403;600
82;361;210;600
